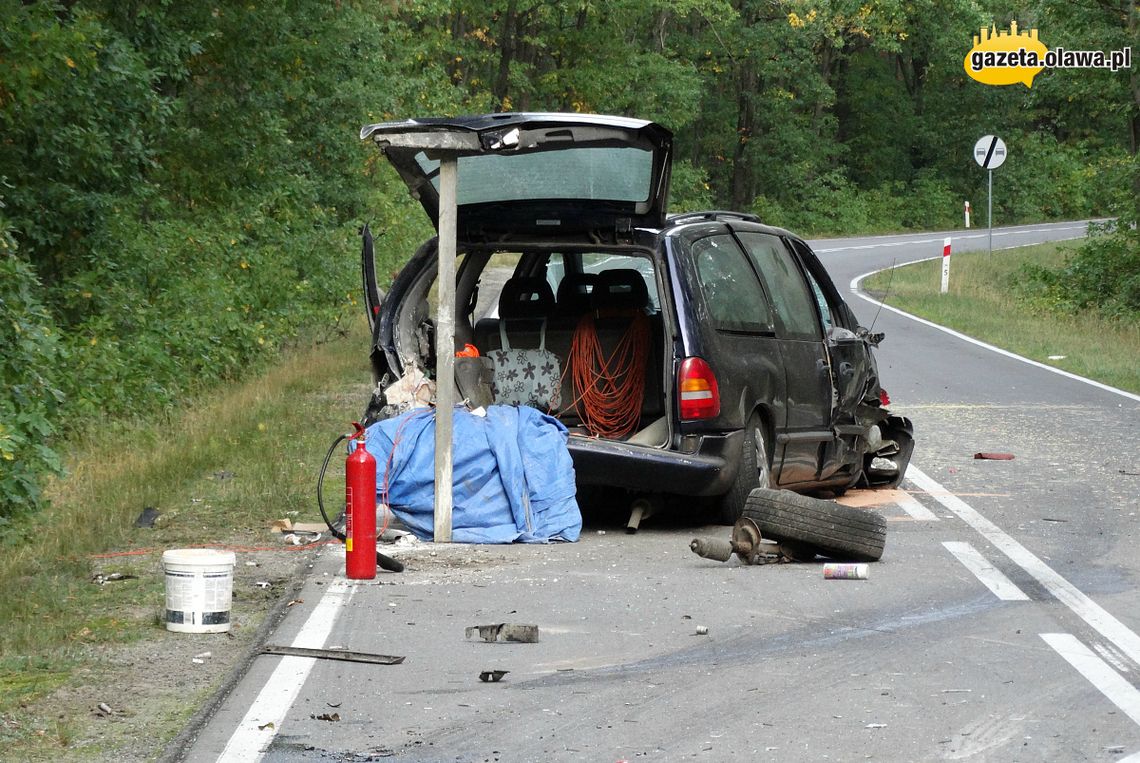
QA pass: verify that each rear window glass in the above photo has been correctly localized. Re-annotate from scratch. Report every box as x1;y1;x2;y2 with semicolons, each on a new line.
579;254;659;312
415;148;653;205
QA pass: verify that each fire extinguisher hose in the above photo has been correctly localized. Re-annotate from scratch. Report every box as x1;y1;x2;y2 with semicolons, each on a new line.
318;432;404;573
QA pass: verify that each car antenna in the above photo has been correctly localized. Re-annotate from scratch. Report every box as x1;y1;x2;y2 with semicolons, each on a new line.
866;259;895;335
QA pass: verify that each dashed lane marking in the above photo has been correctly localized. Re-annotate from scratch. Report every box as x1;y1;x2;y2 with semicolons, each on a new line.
909;465;1140;668
943;541;1028;601
835;487;939;520
1041;633;1140;728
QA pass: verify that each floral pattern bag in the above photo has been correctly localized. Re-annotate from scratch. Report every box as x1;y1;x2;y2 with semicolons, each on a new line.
488;319;562;411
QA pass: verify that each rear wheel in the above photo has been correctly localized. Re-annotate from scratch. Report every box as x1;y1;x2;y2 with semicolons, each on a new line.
743;487;887;562
715;415;770;525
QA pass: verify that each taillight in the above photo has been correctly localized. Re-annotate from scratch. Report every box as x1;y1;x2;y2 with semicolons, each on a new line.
879;388;891;406
679;357;721;420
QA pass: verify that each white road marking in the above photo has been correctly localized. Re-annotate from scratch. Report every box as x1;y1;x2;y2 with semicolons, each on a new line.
1117;750;1140;762
813;224;1089;252
1041;633;1140;728
942;541;1029;601
851;263;1140;404
896;491;939;520
217;577;356;762
908;466;1140;668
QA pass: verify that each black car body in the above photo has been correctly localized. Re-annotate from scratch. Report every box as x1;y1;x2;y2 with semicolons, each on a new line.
359;113;913;523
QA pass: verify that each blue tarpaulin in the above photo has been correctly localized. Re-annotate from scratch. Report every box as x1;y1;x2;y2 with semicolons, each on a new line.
362;405;581;543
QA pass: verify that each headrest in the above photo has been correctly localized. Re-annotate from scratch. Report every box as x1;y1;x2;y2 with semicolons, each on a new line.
499;276;555;320
555;272;600;314
593;268;649;311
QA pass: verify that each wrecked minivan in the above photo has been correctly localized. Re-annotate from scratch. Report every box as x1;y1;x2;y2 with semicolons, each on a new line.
358;113;913;525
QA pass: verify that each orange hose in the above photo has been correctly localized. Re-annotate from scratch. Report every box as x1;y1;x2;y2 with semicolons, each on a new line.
560;311;650;439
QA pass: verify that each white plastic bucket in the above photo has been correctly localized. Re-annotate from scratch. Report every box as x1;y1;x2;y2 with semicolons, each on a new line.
162;549;237;633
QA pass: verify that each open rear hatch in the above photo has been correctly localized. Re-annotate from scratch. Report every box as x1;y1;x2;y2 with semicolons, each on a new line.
360;113;673;241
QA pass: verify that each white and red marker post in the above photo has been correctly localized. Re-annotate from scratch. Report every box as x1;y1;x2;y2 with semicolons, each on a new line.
940;237;952;294
964;201;971;228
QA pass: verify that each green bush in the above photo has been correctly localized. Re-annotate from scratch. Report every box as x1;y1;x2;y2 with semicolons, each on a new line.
0;236;65;532
1016;222;1140;322
1014;159;1140;323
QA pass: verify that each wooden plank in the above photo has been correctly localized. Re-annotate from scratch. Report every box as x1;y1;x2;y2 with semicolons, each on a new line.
433;156;457;543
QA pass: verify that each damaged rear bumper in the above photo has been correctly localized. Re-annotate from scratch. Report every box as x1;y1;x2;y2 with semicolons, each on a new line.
567;430;742;496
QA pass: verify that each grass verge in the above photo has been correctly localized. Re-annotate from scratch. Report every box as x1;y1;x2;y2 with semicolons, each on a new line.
862;242;1140;394
0;316;373;758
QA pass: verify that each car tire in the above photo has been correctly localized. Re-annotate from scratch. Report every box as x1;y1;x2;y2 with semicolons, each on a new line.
715;415;771;525
742;487;887;562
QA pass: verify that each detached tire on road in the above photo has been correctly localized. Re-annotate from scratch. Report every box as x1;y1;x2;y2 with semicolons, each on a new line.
743;488;887;562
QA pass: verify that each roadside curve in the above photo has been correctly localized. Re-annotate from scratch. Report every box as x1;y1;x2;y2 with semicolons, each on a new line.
848;262;1140;404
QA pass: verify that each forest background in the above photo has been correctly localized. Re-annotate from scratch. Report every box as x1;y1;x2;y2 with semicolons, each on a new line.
2;0;1137;527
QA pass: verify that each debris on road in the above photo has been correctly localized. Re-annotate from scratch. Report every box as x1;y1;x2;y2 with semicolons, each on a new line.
95;702;116;717
261;644;405;665
690;517;785;565
134;506;160;528
479;670;509;682
973;452;1015;460
312;712;341;722
865;723;887;729
823;563;869;580
690;515;819;566
465;623;539;643
695;625;709;636
91;572;137;585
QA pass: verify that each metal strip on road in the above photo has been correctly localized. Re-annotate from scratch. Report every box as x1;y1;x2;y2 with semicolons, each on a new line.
217;578;356;762
1040;633;1140;728
908;466;1140;668
942;541;1029;601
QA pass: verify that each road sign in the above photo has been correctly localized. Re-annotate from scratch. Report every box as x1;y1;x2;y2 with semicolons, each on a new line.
974;135;1007;254
974;135;1007;170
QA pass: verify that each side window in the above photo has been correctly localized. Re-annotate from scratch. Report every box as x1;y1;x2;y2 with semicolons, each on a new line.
736;232;821;341
691;234;774;333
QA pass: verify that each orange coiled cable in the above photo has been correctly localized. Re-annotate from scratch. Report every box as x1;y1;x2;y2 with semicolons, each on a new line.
562;311;650;439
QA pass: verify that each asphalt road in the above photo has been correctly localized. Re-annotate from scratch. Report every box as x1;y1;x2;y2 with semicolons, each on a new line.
179;220;1140;762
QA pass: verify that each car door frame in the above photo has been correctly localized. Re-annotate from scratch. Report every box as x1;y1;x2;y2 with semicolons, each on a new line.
729;229;834;485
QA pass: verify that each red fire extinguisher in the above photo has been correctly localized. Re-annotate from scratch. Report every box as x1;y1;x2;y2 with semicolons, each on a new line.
344;422;377;580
